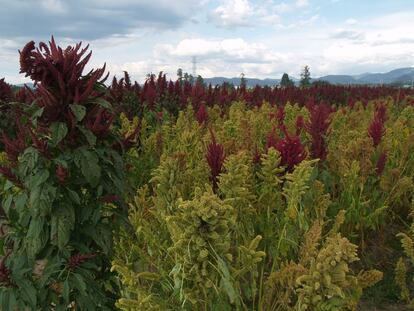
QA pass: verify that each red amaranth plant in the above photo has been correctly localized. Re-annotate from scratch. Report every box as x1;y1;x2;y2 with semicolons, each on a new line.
295;115;305;135
368;108;386;147
196;103;208;124
266;126;279;151
276;126;307;171
19;37;108;128
206;129;225;190
252;145;262;165
0;166;22;187
1;117;27;164
0;255;11;287
0;78;13;102
305;103;333;161
67;253;97;271
376;151;387;176
55;164;68;185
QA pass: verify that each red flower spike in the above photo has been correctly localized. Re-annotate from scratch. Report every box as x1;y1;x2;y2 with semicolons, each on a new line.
276;106;285;127
99;195;120;204
276;127;306;171
195;104;208;124
1;132;26;164
0;253;11;286
368;110;386;147
29;128;49;156
376;152;387;176
0;78;13;102
67;253;97;271
295;115;305;135
252;145;262;165
0;166;22;188
19;37;108;127
305;103;332;161
266;126;279;151
56;165;68;185
85;107;114;138
206;129;226;191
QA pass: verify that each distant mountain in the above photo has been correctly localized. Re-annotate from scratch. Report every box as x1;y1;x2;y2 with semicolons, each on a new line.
204;77;281;87
204;67;414;87
312;67;414;85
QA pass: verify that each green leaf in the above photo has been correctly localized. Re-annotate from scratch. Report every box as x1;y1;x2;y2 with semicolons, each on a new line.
63;279;70;304
72;273;87;296
217;257;238;305
50;122;68;145
27;169;49;189
26;217;46;259
29;185;55;216
67;189;81;205
95;98;112;110
70;104;86;122
4;180;14;191
50;203;75;250
18;280;37;308
0;289;10;311
3;195;13;213
14;192;28;210
79;150;101;187
78;126;97;146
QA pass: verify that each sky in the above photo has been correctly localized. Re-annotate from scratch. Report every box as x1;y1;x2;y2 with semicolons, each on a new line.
0;0;414;84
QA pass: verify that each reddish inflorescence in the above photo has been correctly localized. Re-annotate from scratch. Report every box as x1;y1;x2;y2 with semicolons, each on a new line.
0;166;22;188
0;78;13;102
19;37;110;132
266;122;306;171
305;103;333;161
67;253;97;271
0;252;12;287
368;105;387;147
206;129;226;190
56;165;68;185
275;126;307;171
195;103;208;125
376;151;387;176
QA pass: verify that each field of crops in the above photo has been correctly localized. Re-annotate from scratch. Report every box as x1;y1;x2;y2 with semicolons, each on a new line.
1;38;414;310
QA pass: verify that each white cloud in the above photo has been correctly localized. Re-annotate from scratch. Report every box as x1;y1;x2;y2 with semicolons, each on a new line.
209;0;311;28
155;38;272;63
210;0;253;27
295;0;309;8
345;18;357;25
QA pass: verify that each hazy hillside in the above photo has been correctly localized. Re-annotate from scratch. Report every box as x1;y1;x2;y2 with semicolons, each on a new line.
204;67;414;87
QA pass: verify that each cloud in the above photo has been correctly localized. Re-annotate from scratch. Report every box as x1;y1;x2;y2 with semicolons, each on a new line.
331;29;364;41
209;0;253;27
209;0;310;28
345;18;357;25
0;0;204;40
155;38;273;63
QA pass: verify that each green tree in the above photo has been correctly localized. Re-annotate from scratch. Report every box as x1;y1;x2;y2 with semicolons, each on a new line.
240;72;247;88
196;75;204;86
300;65;311;87
280;73;294;87
177;68;183;81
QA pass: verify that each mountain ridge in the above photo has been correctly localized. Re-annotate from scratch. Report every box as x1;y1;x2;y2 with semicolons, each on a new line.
203;67;414;87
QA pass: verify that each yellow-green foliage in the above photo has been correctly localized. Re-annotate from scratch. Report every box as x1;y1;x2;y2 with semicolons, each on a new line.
283;159;318;230
112;98;414;310
396;206;414;308
166;187;236;304
295;233;382;311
